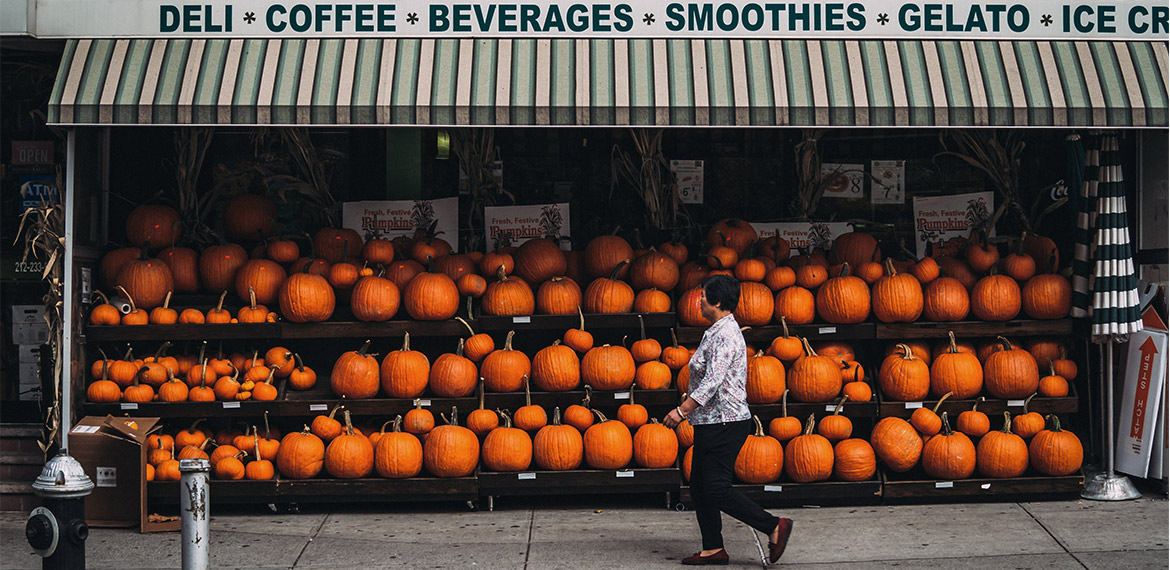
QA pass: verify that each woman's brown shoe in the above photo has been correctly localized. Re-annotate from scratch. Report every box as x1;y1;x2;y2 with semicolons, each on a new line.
681;549;729;565
767;518;793;564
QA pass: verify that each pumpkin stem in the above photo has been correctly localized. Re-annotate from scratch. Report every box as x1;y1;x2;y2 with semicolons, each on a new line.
263;410;272;439
248;286;258;311
582;385;592;408
883;258;896;276
780;316;790;339
466;296;475;321
215;290;227;312
293;353;305;373
413;398;423;411
638;314;647;341
833;395;849;416
800;337;817;357
1045;414;1063;432
496;264;508;282
896;343;916;360
162;290;173;310
455;316;477;337
95;290;111;306
972;396;984;412
932;392;953;413
552;406;563;426
939;411;954;436
401;332;411;352
391;415;404;433
1023;392;1037;414
947;331;960;354
196;340;207;368
263;365;277;385
342;409;355;436
996;335;1014;351
477;378;486;410
628;387;636;406
592;409;610;423
357;339;372;357
781;389;789;417
185;418;205;435
802;414;816;435
999;411;1013;433
448;406;460;426
1047;358;1057;377
576;306;586;332
499;409;513;429
253;432;262;460
670;328;679;348
523;375;532;407
116;285;138;313
153;341;172;360
504;330;515;351
607;259;630;281
752;415;765;436
454;337;465;358
838;262;852;277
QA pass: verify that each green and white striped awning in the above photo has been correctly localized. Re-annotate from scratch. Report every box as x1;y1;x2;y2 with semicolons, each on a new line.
49;38;1168;127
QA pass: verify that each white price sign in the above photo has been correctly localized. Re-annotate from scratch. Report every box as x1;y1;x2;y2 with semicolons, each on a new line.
870;160;905;204
671;160;704;204
821;163;865;198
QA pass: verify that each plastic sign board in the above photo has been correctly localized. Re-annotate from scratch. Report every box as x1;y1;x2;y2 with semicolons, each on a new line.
484;203;571;250
870;160;905;204
671;160;703;204
751;222;853;253
29;0;1170;39
911;191;994;258
1116;306;1168;479
342;197;458;248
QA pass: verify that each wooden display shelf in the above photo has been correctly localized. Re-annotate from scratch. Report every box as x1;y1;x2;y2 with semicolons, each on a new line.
278;320;468;339
84;400;283;418
749;398;878;420
875;319;1074;339
880;469;1084;501
147;477;478;503
478;467;680;496
876;384;1078;419
676;323;874;344
475;312;676;332
85;323;281;342
677;478;883;507
277;394;477;417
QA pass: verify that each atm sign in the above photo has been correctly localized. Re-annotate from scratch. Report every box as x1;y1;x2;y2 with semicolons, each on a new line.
12;141;54;166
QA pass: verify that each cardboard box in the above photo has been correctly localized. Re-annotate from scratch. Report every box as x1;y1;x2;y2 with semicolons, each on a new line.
69;416;179;533
1116;307;1168;479
18;361;40;401
18;344;41;363
12;305;48;345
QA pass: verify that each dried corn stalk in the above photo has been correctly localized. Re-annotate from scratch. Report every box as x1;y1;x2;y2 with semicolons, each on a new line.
13;168;65;458
935;129;1028;233
452;128;514;251
790;129;829;220
610;128;690;232
172;126;218;244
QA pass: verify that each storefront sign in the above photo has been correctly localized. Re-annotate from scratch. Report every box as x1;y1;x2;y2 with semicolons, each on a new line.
11;141;54;166
31;0;1168;39
19;176;59;209
341;197;459;247
1116;307;1168;479
911;191;993;258
484;202;570;250
752;221;852;252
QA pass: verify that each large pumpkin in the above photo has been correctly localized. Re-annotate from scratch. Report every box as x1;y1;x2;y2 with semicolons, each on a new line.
276;426;325;479
677;287;712;327
115;247;174;310
429;338;478;398
350;274;401;322
380;332;431;399
930;331;983;399
514;237;566;285
921;412;976;479
734;416;783;484
159;246;200;293
222;194;278;242
745;351;785;404
536;277;582;315
584;233;634;280
632;419;679;468
734;281;774;326
125;204;182;249
199;243;248;294
923;277;970;321
784;415;834;483
983;336;1039;399
313;227;363;264
482;267;536;316
423;407;480;477
832;438;877;481
706;218;758;258
330;340;380;399
629;248;680;292
583;410;633;469
234;258;287;306
482;411;534;472
787;338;841;403
323;411;374;479
773;286;815;325
971;274;1021;321
581;344;636;391
533;407;584;470
815;264;870;324
871;259;923;323
1028;415;1083;476
977;412;1029;478
279;270;336;322
1022;273;1072;319
403;261;460;320
878;343;930;401
480;331;531;393
531;341;581;391
870;416;923;472
374;416;423;478
830;231;880;269
584;261;635;314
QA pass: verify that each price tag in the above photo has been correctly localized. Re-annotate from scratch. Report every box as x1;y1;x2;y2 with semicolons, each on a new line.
223;402;240;409
981;483;992;490
518;472;536;480
825;404;837;412
764;485;783;493
71;425;100;434
614;392;631;400
419;399;432;407
309;404;328;412
616;471;634;478
935;481;954;489
513;316;531;324
904;402;923;409
818;326;837;334
1007;400;1026;407
120;403;138;410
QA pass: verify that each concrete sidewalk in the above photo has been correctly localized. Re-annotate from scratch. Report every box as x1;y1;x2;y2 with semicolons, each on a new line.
2;493;1166;569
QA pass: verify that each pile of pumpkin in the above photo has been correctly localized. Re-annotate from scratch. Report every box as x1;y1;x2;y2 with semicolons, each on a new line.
878;333;1075;402
145;418;282;481
676;395;878;485
871;400;1084;480
86;343;318;404
675;222;1071;327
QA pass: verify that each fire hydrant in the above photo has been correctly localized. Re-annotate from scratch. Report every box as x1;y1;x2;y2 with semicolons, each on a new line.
26;451;94;569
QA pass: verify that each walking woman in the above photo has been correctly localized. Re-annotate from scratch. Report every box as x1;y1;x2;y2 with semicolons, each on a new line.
663;274;793;565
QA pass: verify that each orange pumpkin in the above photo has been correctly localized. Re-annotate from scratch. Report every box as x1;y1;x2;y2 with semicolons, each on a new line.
330;340;381;399
787;338;841;403
871;259;924;323
581;344;636;391
815;263;870;324
735;416;784;484
784;415;834;483
480;331;531;393
380;332;431;399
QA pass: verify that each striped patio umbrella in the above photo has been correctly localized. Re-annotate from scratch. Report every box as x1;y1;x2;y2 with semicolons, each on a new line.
1071;134;1144;342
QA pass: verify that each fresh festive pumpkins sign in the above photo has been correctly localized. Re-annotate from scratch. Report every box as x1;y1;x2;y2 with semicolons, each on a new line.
911;191;995;258
484;203;571;250
752;222;852;254
342;198;459;248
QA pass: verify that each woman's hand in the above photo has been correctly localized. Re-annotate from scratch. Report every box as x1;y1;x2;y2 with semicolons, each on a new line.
663;407;685;429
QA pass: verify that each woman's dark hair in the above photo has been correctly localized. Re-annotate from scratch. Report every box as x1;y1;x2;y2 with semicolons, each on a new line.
701;274;740;312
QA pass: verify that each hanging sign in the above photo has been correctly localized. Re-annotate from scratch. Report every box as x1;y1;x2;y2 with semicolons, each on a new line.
751;222;853;253
671;160;704;205
484;203;571;250
19;176;60;209
911;191;994;258
341;197;459;248
29;0;1169;39
820;163;865;199
870;159;905;205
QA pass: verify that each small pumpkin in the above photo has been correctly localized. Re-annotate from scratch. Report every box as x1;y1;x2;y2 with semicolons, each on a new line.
910;392;952;436
1011;393;1045;439
662;329;692;370
767;389;803;442
465;381;500;436
768;317;804;361
456;311;496;363
562;306;594;353
1038;360;1070;398
956;396;991;439
403;398;436;435
817;396;853;442
563;387;595;432
513;376;549;432
616;388;649;430
483;266;536;316
245;434;276;481
311;404;345;442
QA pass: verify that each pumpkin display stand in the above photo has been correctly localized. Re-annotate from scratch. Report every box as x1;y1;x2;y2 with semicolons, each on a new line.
876;384;1079;421
674;322;875;345
880;468;1084;503
677;477;883;509
147;476;479;504
478;468;681;510
873;319;1075;341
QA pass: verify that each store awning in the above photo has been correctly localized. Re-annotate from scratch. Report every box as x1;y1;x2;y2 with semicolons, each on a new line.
48;38;1168;128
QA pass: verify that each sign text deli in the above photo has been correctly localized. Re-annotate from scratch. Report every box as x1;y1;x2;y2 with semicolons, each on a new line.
35;0;1169;38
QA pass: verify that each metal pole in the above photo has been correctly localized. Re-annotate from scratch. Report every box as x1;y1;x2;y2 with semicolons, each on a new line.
61;130;76;451
179;459;210;570
1105;344;1115;476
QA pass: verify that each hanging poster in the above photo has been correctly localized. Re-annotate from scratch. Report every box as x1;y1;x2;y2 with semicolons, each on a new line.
870;160;906;205
670;160;704;204
484;203;571;250
911;191;994;258
820;163;865;199
752;222;853;253
342;197;459;249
